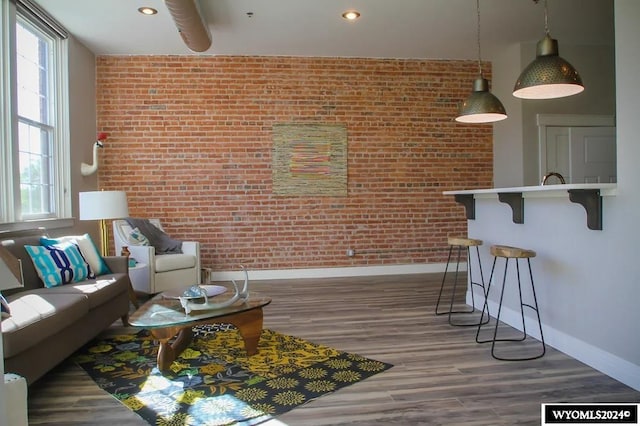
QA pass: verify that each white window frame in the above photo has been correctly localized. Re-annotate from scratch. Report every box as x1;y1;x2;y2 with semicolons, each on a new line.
0;0;71;228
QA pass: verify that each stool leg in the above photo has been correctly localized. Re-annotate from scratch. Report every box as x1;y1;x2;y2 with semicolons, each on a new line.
449;246;484;326
435;245;455;316
450;245;474;313
438;243;489;327
436;245;473;317
490;258;546;361
476;255;498;343
447;245;464;319
524;258;546;358
489;257;512;355
470;245;490;326
467;247;476;311
511;259;528;342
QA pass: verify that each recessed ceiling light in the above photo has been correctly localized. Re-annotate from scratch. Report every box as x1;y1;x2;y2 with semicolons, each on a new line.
341;10;361;21
138;7;158;16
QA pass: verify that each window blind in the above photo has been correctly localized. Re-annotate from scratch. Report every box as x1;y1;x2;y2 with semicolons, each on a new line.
15;0;68;39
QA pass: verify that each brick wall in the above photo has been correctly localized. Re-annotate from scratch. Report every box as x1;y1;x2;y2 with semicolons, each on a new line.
96;56;493;272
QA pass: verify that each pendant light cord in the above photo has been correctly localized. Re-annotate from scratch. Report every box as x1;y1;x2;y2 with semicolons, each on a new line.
534;0;550;35
544;0;549;35
476;0;483;78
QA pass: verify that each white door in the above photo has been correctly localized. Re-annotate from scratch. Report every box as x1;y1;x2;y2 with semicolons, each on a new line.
570;127;617;183
545;127;570;182
544;126;616;184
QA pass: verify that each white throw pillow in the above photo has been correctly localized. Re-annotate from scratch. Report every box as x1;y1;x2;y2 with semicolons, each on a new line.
40;234;111;276
128;227;150;246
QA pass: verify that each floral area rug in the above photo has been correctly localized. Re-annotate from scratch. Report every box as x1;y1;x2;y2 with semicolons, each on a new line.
73;324;392;425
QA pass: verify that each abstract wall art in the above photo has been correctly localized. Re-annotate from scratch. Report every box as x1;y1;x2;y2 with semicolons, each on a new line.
272;123;347;196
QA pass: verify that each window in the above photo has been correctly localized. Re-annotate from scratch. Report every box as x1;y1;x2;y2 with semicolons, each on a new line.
17;18;55;218
1;0;70;225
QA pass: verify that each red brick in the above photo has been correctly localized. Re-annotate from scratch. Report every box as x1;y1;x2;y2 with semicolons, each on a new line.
97;56;492;271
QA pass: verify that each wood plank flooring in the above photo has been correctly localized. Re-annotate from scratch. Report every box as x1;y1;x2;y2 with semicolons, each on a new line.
27;273;639;425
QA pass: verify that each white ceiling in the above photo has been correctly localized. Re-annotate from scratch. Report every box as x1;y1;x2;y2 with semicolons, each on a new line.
34;0;614;59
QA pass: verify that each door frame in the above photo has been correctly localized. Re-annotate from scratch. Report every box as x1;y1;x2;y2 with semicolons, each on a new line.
537;114;616;183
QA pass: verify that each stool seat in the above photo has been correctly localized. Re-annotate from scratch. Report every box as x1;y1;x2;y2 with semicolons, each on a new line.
448;237;483;247
490;245;536;259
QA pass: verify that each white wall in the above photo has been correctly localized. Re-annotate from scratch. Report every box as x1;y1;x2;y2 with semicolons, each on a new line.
520;43;616;185
65;36;100;239
489;1;616;188
469;192;639;389
610;0;640;371
467;0;640;390
69;35;98;194
489;44;525;188
615;1;640;188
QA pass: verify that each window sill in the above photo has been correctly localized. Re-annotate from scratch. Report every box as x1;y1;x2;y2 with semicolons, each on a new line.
0;218;75;235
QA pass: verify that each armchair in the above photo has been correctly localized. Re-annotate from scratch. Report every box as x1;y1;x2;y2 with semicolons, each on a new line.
113;219;201;294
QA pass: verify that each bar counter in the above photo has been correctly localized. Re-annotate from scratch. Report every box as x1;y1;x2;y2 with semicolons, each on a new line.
444;183;617;230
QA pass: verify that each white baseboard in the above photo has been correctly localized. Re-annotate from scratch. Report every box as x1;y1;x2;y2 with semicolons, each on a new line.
468;291;640;392
210;262;451;281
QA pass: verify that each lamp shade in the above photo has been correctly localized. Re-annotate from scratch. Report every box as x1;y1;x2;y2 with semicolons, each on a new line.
79;191;129;220
456;78;508;124
513;35;584;99
455;0;507;124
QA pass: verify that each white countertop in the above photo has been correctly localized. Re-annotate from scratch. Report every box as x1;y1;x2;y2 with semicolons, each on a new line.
443;183;617;198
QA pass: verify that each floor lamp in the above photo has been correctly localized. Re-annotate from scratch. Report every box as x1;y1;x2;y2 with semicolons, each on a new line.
79;191;129;256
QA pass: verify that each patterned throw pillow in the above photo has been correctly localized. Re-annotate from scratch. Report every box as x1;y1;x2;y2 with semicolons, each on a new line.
41;234;111;276
128;227;150;246
25;241;95;288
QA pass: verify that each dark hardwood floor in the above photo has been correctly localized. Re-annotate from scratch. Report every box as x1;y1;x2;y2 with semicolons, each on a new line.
27;273;639;425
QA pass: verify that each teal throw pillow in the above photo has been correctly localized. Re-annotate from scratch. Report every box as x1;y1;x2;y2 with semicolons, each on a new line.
25;242;95;288
40;234;111;276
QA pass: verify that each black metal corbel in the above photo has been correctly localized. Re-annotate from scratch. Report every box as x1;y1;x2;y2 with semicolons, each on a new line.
454;194;475;220
498;192;524;224
568;189;603;230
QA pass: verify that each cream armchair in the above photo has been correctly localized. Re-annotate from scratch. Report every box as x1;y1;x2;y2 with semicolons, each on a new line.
113;219;201;294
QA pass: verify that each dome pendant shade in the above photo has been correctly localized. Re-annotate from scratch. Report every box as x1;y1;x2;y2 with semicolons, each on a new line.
513;34;584;99
456;78;508;123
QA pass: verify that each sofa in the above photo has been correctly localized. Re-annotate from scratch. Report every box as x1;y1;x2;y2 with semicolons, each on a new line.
0;231;131;385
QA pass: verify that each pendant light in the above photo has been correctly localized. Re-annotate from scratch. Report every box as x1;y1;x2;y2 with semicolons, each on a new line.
455;0;507;124
513;0;583;99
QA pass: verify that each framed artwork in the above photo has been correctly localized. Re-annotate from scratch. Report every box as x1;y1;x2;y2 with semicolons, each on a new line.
272;123;347;196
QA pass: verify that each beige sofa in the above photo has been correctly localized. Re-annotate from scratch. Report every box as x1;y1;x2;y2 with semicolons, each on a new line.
1;233;130;385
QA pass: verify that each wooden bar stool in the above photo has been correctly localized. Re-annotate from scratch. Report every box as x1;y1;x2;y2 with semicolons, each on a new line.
435;237;489;327
476;245;546;361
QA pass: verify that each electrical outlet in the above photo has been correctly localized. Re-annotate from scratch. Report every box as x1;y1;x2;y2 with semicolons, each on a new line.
346;249;355;257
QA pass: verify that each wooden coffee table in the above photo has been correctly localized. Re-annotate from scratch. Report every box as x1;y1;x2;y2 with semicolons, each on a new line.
129;291;271;371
